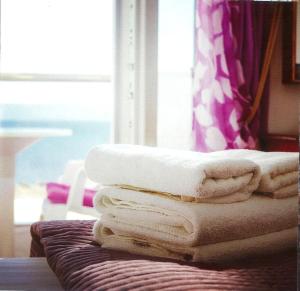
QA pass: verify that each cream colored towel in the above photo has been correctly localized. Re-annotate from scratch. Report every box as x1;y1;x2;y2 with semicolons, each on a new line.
209;150;299;198
94;187;297;246
93;221;297;263
85;144;261;202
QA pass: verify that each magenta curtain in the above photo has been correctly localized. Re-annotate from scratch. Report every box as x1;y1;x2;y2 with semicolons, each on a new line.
192;0;271;152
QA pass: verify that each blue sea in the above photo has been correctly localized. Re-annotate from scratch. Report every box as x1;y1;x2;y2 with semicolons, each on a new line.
1;120;110;183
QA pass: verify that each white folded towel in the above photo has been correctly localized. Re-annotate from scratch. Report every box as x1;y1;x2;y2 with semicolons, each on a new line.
209;150;299;198
85;144;261;202
94;221;297;263
94;187;297;246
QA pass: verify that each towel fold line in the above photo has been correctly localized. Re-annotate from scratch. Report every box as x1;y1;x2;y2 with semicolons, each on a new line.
85;145;262;200
94;186;298;246
93;221;297;263
85;145;298;200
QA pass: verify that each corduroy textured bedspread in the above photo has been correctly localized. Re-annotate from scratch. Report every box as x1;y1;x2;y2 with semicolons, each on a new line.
30;220;297;291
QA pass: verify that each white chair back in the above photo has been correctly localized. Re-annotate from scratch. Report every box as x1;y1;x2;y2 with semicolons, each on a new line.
41;160;99;220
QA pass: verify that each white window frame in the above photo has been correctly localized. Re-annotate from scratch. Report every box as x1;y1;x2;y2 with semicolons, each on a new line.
113;0;158;145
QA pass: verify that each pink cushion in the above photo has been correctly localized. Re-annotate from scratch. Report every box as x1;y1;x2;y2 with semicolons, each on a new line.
46;182;96;207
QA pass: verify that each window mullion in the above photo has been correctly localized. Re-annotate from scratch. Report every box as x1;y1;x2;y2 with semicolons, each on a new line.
113;0;158;145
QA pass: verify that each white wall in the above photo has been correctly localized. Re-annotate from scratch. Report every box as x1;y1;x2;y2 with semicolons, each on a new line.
296;3;300;63
267;22;299;135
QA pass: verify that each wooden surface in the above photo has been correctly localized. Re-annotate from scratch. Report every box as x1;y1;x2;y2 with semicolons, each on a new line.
0;258;62;290
261;134;298;152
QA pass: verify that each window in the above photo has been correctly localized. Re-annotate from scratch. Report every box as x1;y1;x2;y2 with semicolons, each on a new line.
0;0;113;183
113;0;194;149
157;0;194;149
0;0;112;78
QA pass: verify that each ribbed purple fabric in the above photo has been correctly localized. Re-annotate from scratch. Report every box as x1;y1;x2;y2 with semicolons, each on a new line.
30;220;297;291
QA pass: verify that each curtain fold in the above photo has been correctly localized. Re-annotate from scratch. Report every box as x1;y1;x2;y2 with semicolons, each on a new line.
192;0;272;152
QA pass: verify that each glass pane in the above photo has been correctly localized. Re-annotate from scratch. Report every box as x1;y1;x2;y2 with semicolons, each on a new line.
0;0;113;75
0;81;113;183
0;0;113;224
157;0;194;149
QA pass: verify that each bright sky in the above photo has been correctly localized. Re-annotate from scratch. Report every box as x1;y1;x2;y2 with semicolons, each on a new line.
158;0;194;73
0;0;194;109
0;0;113;75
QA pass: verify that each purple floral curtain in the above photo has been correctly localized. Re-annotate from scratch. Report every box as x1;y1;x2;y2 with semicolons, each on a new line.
192;0;271;152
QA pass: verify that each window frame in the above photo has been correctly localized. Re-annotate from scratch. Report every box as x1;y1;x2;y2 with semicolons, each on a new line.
113;0;158;145
0;73;111;82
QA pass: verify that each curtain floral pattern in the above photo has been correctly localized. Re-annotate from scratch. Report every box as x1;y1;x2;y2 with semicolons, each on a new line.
192;0;270;152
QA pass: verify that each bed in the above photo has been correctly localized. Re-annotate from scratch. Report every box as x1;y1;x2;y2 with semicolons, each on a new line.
30;220;297;291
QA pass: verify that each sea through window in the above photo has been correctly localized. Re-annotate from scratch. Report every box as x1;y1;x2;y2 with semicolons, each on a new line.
0;0;113;184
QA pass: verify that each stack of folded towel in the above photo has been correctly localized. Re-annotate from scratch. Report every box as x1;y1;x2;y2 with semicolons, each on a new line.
86;144;298;263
